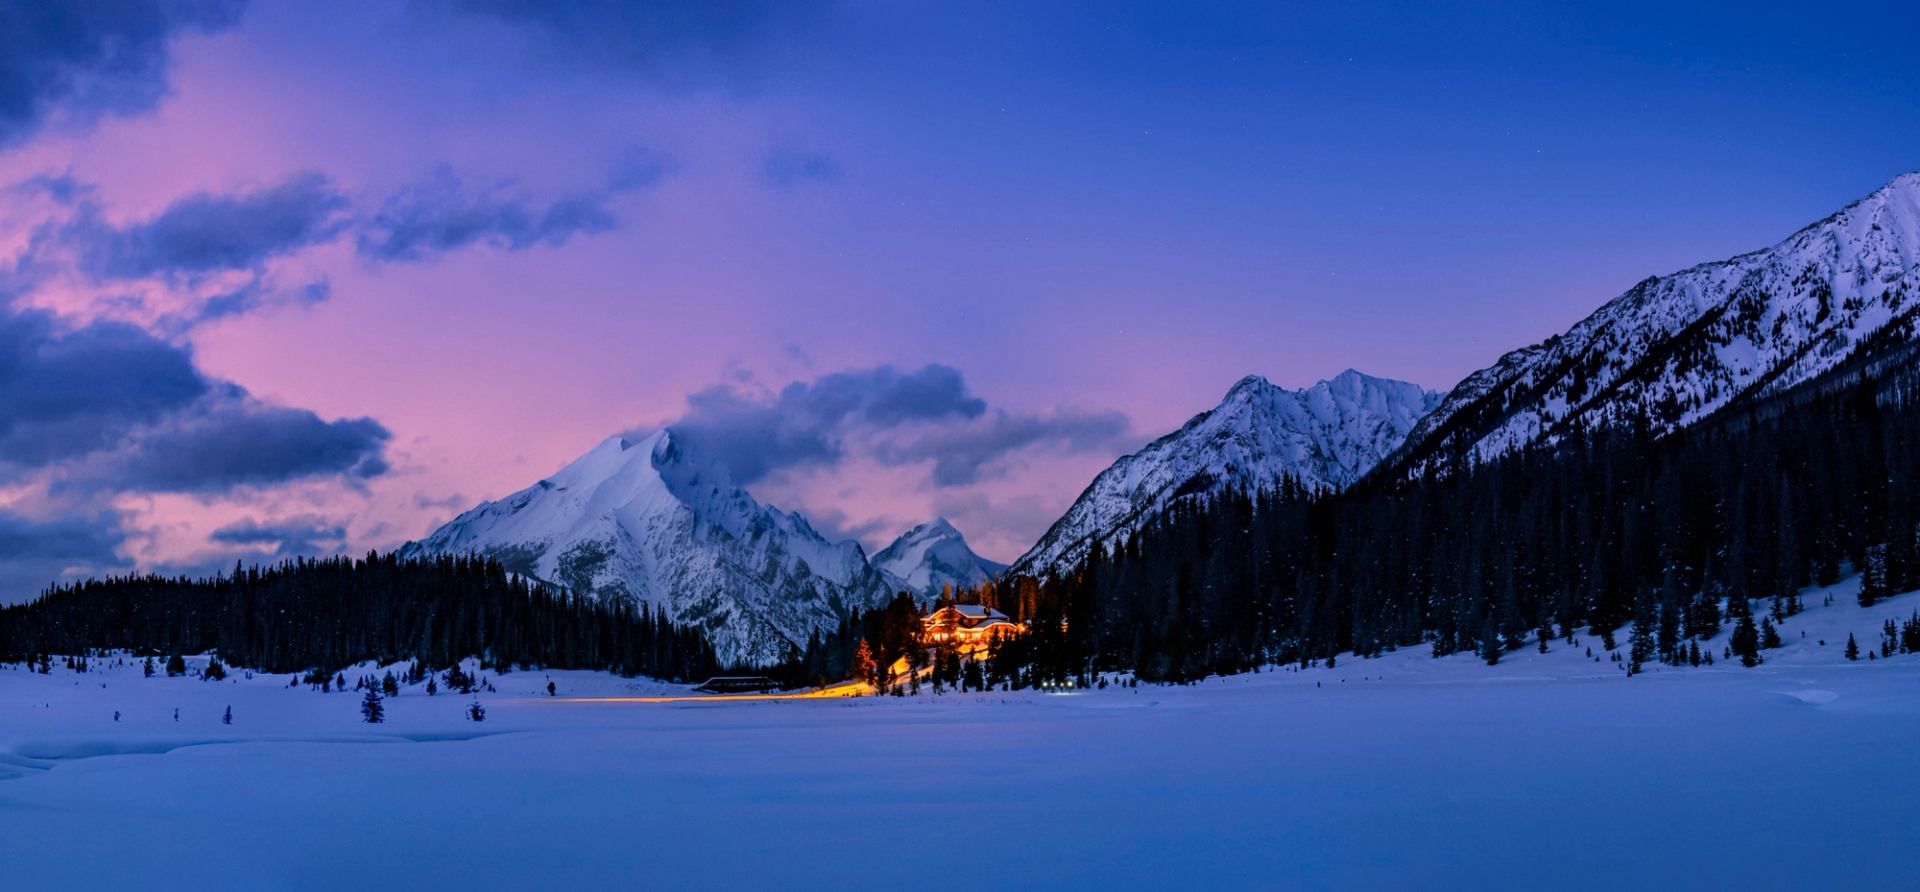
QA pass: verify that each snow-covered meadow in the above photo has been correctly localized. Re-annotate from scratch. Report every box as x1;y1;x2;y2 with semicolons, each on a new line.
4;581;1918;890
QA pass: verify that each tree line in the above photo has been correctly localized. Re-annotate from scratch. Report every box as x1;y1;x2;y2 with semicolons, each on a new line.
0;552;720;682
948;339;1920;684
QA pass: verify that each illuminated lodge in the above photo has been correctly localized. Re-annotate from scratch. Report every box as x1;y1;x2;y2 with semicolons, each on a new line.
923;604;1023;647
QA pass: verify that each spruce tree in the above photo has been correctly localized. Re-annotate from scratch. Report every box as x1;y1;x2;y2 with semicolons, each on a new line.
1730;613;1761;667
1845;633;1860;661
361;689;385;723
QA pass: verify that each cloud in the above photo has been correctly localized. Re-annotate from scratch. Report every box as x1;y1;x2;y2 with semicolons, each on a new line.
0;308;208;467
760;147;841;188
413;492;469;511
874;408;1133;486
666;364;988;482
0;509;126;599
0;304;389;493
210;514;348;557
0;0;247;149
790;503;896;546
188;275;331;327
355;166;657;263
429;0;827;85
659;363;1133;490
65;172;348;280
75;395;391;494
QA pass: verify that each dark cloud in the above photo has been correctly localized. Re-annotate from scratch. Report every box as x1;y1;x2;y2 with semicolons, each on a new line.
0;308;208;467
414;492;469;511
211;515;347;557
86;396;391;493
191;276;331;326
0;303;389;493
0;510;126;601
760;147;841;188
0;0;247;149
792;503;896;547
67;172;347;280
355;167;656;263
875;409;1134;486
431;0;827;85
667;364;988;482
7;171;91;204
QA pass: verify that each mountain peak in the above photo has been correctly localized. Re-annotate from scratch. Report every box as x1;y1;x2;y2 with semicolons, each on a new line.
1010;369;1441;577
920;516;959;535
1224;374;1273;399
873;517;1004;597
1389;170;1920;477
405;430;893;666
1879;170;1920;194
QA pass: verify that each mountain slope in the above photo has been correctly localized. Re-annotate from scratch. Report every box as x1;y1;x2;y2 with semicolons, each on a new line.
1009;370;1441;577
1387;171;1920;477
871;517;1007;597
402;431;895;666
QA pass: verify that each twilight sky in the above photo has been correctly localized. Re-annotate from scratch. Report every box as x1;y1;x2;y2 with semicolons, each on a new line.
1;0;1918;598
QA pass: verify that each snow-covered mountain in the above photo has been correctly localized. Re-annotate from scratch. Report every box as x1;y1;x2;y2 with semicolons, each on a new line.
403;431;895;666
1009;370;1442;577
1388;171;1920;476
871;517;1007;597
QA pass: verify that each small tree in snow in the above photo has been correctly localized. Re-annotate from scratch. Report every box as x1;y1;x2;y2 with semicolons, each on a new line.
1845;633;1860;661
1730;613;1761;667
361;688;385;724
1759;617;1783;650
467;700;486;722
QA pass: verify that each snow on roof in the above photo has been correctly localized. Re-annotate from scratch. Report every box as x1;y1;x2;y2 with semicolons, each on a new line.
950;605;1007;620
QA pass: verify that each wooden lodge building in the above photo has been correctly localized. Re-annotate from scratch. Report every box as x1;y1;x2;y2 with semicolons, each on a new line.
922;604;1023;647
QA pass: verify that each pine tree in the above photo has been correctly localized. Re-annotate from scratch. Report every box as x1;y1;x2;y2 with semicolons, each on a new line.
361;689;385;723
1845;633;1860;661
1861;544;1889;607
1730;613;1761;667
143;656;155;678
1629;622;1654;674
467;700;486;722
853;639;878;687
1760;617;1782;650
165;654;186;677
381;671;399;697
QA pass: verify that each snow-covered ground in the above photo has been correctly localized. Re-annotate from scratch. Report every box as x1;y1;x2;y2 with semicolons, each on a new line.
4;580;1918;890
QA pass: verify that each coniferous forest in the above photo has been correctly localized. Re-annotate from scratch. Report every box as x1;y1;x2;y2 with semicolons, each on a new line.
0;553;719;682
881;341;1920;685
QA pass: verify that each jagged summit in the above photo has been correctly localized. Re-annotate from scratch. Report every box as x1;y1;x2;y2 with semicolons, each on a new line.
872;517;1005;597
1008;370;1441;577
405;428;893;666
1387;170;1920;477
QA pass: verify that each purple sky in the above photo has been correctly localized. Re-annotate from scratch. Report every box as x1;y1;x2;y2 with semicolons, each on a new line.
1;0;1917;596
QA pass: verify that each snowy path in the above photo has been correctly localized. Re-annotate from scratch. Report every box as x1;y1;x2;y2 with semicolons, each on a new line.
3;582;1919;890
